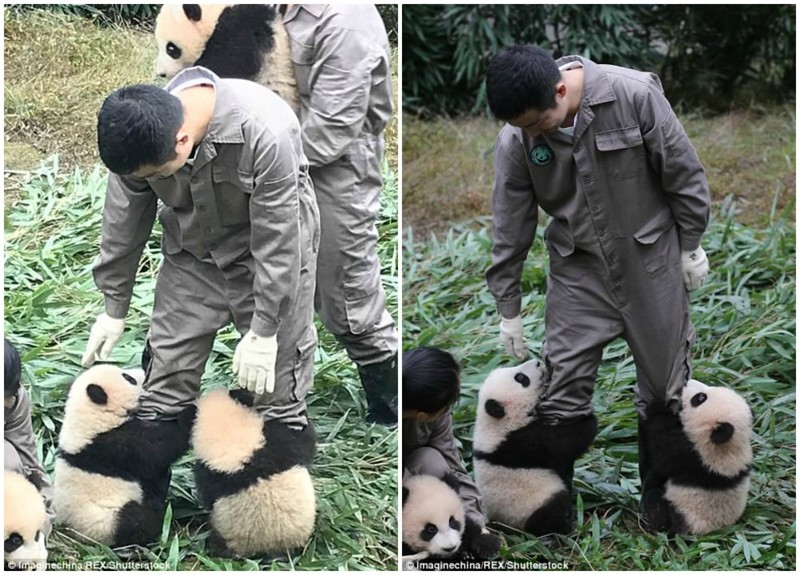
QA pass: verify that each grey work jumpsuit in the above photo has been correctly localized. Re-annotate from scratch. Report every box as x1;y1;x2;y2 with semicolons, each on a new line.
93;67;320;427
5;386;55;537
283;4;397;367
487;56;711;422
403;415;488;530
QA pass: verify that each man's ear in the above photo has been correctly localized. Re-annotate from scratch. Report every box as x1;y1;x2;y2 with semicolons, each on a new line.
175;130;191;153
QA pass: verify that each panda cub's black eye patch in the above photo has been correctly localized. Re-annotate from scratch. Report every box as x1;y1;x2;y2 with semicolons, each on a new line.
5;532;23;553
514;372;530;387
122;373;138;386
690;392;707;408
449;516;461;531
166;42;182;60
421;523;438;542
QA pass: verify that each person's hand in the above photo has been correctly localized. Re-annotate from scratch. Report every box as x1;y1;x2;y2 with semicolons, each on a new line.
81;313;125;367
681;246;709;291
233;330;278;395
500;315;528;361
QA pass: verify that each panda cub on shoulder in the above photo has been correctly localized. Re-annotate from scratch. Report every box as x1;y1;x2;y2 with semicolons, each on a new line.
192;388;316;557
54;365;195;547
473;358;597;536
644;379;753;535
402;473;467;563
154;4;298;112
4;471;47;571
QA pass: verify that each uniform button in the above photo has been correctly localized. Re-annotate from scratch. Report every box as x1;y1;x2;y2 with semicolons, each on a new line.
574;143;581;152
599;229;607;238
583;176;592;185
591;205;600;214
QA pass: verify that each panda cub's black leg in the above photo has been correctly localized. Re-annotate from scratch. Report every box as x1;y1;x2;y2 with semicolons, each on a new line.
523;489;573;536
113;497;168;547
206;529;234;557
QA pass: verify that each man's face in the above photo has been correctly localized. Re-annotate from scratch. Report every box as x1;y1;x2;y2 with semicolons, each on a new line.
132;130;193;179
507;81;569;139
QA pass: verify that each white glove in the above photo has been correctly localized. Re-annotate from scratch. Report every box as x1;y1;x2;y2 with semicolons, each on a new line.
233;330;277;395
499;315;528;361
681;246;709;291
81;312;125;367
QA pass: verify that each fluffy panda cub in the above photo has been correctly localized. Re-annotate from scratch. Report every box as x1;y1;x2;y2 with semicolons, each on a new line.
644;379;753;535
402;474;467;563
473;359;597;536
4;472;47;571
192;388;316;557
154;4;299;112
54;365;195;546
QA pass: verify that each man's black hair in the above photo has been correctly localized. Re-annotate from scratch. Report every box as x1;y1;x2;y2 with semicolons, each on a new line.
486;44;562;120
97;84;184;175
5;339;22;399
403;347;461;414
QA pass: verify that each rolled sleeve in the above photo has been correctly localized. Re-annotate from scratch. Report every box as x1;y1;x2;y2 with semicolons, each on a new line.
486;128;539;319
92;174;157;318
249;128;303;337
301;27;377;165
639;76;711;250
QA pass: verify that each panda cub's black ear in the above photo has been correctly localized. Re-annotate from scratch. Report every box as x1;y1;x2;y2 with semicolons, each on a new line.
441;473;461;494
402;486;409;505
485;399;505;419
86;383;108;405
710;422;734;444
183;5;202;22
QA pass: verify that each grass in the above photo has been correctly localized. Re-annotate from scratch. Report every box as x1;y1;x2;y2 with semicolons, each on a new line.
402;104;796;236
402;204;796;569
4;155;398;571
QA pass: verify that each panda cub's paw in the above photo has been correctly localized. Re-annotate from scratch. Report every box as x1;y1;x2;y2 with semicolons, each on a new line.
463;518;501;560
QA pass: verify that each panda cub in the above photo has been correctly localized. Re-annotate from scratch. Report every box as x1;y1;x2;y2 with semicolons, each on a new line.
402;473;467;563
192;388;316;557
4;471;47;571
154;4;298;112
473;358;597;536
643;379;753;535
54;365;195;546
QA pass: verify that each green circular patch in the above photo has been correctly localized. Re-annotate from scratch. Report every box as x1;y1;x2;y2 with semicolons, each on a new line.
530;145;554;166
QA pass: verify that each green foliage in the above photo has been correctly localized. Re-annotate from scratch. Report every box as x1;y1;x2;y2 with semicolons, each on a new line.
376;4;398;46
403;4;796;116
6;3;159;27
4;157;399;570
403;209;796;569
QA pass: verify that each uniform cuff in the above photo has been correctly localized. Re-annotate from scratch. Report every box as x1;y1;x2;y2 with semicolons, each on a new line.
104;298;130;320
497;298;522;320
679;233;702;252
250;314;278;338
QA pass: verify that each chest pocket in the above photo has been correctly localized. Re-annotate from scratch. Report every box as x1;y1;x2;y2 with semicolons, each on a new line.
212;167;253;226
289;37;314;97
595;126;645;180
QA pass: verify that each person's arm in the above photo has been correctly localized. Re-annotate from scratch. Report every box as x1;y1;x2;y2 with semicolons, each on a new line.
4;388;55;537
247;126;304;338
637;75;711;251
301;25;387;165
92;174;157;319
485;127;539;320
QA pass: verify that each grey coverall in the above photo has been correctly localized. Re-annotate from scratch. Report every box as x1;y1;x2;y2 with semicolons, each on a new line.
5;387;55;537
487;56;710;422
283;4;397;366
403;415;487;529
93;67;320;427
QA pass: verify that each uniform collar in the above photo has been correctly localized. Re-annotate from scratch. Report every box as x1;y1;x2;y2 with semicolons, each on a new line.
282;4;325;23
556;55;616;107
166;66;244;146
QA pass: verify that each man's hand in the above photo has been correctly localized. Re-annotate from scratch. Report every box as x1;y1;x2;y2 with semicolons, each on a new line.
81;313;125;367
233;330;278;395
500;315;528;361
681;246;709;291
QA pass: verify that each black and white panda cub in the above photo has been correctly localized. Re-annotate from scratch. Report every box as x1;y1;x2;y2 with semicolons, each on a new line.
643;379;753;535
402;473;468;563
473;359;597;536
154;4;298;112
192;388;316;557
4;471;47;571
54;365;195;546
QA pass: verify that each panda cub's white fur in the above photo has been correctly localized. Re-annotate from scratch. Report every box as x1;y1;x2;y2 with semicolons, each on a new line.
192;389;316;557
402;474;465;560
4;471;48;571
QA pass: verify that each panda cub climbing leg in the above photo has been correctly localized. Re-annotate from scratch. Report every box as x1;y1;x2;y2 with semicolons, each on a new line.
642;379;753;535
192;388;316;558
473;358;597;536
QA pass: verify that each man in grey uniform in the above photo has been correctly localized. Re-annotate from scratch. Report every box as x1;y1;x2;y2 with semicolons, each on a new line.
5;339;55;539
282;4;398;426
485;45;710;529
82;67;319;437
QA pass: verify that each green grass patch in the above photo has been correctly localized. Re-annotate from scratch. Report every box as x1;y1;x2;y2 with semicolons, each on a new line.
402;208;795;569
5;156;399;570
403;105;796;236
